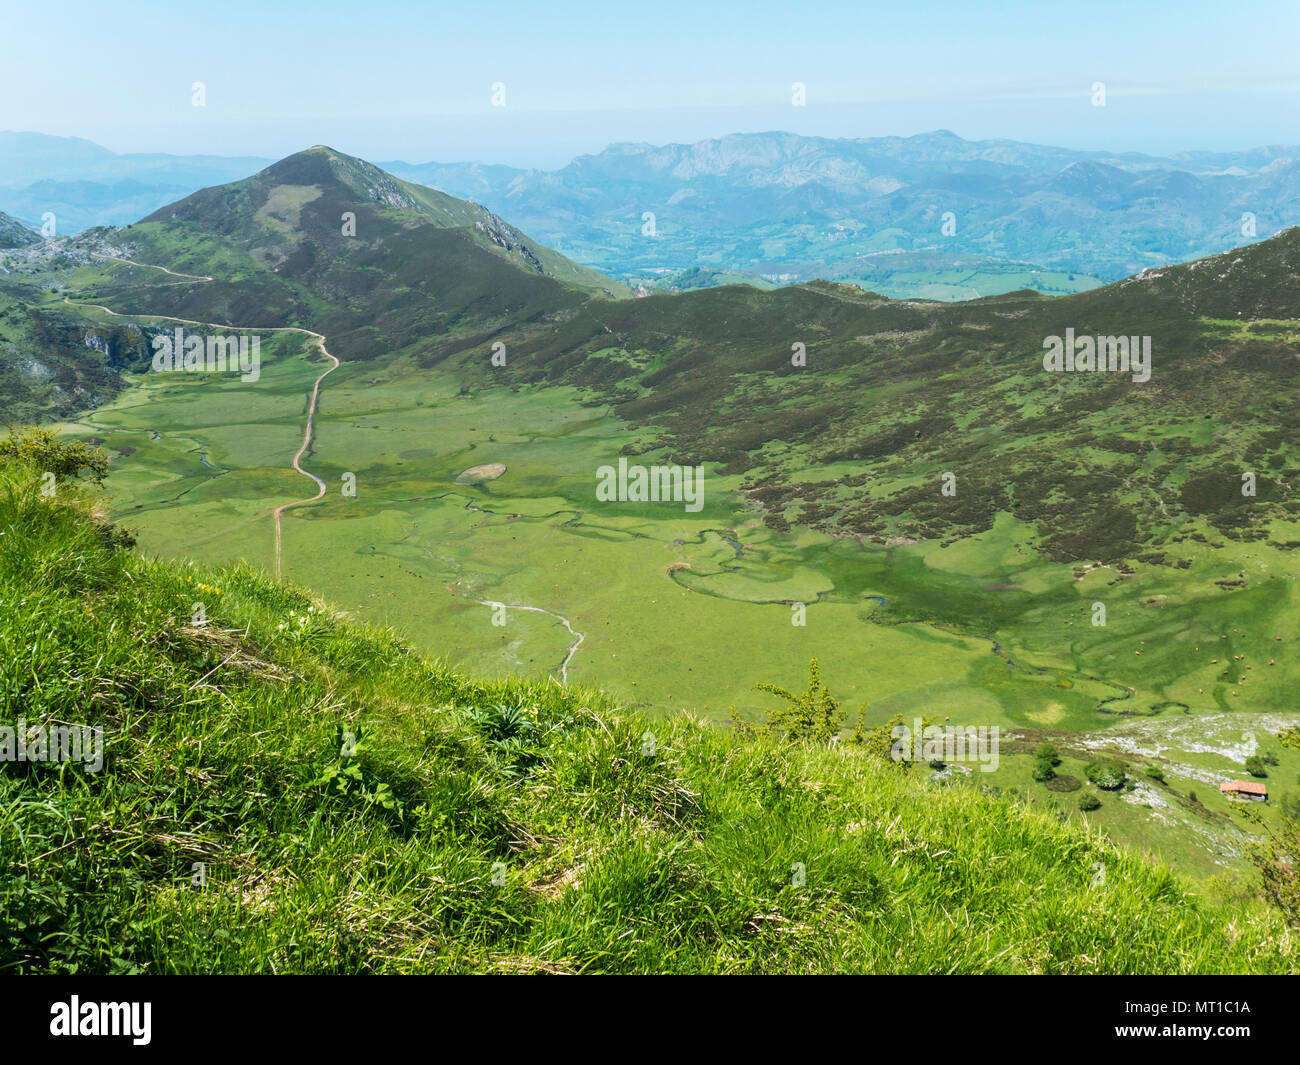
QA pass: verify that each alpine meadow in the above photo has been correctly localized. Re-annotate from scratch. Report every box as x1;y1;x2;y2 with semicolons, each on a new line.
2;1;1299;1012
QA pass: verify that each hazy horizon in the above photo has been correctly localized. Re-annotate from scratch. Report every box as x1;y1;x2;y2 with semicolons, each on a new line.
11;106;1300;173
7;0;1300;167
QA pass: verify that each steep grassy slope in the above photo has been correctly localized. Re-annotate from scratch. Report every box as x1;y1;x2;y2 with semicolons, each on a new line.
0;455;1295;974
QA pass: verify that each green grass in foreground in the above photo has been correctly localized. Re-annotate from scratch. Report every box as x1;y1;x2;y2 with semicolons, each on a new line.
0;458;1296;973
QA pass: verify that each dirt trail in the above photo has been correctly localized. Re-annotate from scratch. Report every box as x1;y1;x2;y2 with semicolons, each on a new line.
69;256;586;677
270;341;339;577
66;253;339;578
96;255;214;282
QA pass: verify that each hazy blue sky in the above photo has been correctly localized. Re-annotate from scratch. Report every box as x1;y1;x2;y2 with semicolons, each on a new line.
5;0;1300;164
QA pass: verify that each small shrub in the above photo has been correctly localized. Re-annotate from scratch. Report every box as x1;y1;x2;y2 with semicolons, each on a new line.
848;711;939;769
1079;793;1102;811
754;657;843;743
1086;758;1127;790
0;425;108;483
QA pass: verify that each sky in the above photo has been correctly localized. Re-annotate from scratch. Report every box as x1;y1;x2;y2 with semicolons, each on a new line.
5;0;1300;165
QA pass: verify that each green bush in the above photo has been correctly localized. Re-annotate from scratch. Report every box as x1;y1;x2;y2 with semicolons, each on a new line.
0;425;108;484
1086;759;1127;790
1079;794;1102;811
752;657;843;743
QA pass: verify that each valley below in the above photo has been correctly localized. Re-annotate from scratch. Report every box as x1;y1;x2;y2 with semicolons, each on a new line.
52;284;1300;881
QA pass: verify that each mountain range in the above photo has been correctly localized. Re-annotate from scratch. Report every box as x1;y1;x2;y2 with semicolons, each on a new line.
384;130;1300;297
7;130;1300;300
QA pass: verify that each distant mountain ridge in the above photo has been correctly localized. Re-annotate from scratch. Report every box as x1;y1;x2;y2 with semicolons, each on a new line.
384;130;1300;297
5;129;1300;301
0;131;274;235
394;130;1300;191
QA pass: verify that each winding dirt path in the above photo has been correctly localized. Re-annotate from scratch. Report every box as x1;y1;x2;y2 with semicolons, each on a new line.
95;255;214;282
270;338;339;577
76;255;584;677
66;253;338;578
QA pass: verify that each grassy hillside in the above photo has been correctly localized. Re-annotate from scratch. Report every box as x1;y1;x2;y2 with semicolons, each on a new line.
1;450;1295;974
138;145;628;299
0;147;629;418
0;285;156;421
478;233;1300;561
